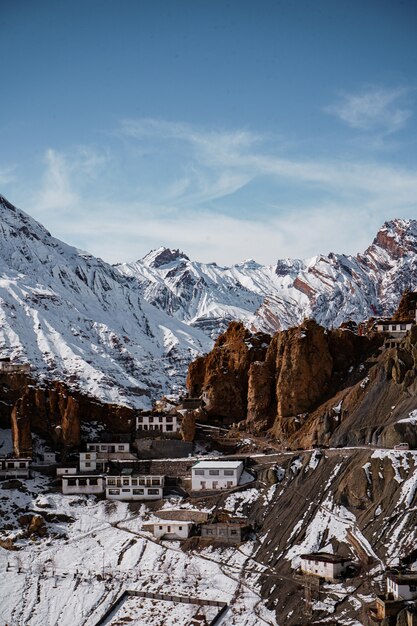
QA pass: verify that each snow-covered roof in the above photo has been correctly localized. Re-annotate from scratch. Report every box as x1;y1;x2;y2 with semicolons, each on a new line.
192;460;243;470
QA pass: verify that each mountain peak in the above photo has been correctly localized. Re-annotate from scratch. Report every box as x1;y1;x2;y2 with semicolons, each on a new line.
142;247;190;268
371;218;417;259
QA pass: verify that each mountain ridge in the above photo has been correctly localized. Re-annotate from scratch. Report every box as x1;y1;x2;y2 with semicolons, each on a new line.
117;218;417;337
0;195;212;409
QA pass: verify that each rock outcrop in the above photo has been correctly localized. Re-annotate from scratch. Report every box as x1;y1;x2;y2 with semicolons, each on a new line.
186;322;271;423
392;289;417;321
1;371;136;454
187;318;408;445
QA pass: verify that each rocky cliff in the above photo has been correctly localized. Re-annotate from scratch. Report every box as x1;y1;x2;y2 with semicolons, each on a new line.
0;371;136;455
186;322;271;423
187;317;417;447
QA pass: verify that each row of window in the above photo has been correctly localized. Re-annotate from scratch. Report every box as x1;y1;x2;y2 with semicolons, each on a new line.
2;462;28;469
137;424;174;431
137;415;174;423
106;477;162;486
87;444;127;451
107;488;160;495
194;469;235;476
66;478;100;486
382;324;408;331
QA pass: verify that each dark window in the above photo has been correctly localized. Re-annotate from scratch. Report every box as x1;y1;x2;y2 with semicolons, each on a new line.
166;425;173;432
133;488;144;495
383;325;389;331
108;489;120;495
90;478;98;486
392;325;397;331
166;416;173;422
67;479;77;486
400;324;407;330
149;416;154;423
148;488;160;495
152;478;161;485
19;462;27;468
137;416;143;423
224;470;234;476
78;479;87;486
209;470;219;476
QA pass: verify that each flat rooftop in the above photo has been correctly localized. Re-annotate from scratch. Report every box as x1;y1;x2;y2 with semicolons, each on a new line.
192;460;243;470
301;552;351;564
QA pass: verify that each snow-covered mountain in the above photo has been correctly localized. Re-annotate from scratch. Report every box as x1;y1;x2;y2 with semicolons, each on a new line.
0;196;212;409
0;194;415;410
117;219;417;336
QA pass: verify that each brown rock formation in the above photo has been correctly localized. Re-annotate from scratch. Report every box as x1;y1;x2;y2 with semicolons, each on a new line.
187;318;384;444
11;396;33;457
179;410;197;442
268;320;333;418
1;372;136;453
186;321;270;423
392;289;417;321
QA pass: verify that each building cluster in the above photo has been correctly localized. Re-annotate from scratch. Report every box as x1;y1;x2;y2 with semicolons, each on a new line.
58;442;245;502
369;571;417;623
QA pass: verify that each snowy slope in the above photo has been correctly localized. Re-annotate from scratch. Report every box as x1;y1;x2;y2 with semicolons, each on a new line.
0;196;212;408
117;219;417;336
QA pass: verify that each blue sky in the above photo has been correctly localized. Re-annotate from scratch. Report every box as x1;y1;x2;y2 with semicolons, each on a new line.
1;0;417;264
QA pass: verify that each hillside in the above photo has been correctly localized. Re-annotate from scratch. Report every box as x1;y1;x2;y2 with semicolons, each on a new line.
0;195;211;409
187;318;417;450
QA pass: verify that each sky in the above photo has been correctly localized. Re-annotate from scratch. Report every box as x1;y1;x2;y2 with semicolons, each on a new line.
1;0;417;265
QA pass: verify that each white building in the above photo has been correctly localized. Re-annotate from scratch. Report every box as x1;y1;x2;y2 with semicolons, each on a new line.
386;572;417;600
105;472;164;501
56;466;77;477
191;460;244;491
300;553;352;581
41;452;57;465
0;360;30;374
376;318;415;336
80;450;135;472
147;520;194;540
136;414;180;433
61;474;105;495
0;457;31;479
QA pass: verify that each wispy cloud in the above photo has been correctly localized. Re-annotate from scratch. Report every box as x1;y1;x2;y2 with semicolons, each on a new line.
0;165;17;186
8;116;417;266
325;86;413;135
36;147;109;211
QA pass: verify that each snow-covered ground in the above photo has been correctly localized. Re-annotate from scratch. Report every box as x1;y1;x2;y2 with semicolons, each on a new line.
0;471;277;626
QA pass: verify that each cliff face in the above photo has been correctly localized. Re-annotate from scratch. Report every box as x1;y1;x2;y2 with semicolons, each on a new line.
1;372;135;455
186;321;270;422
187;319;412;445
392;290;417;321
